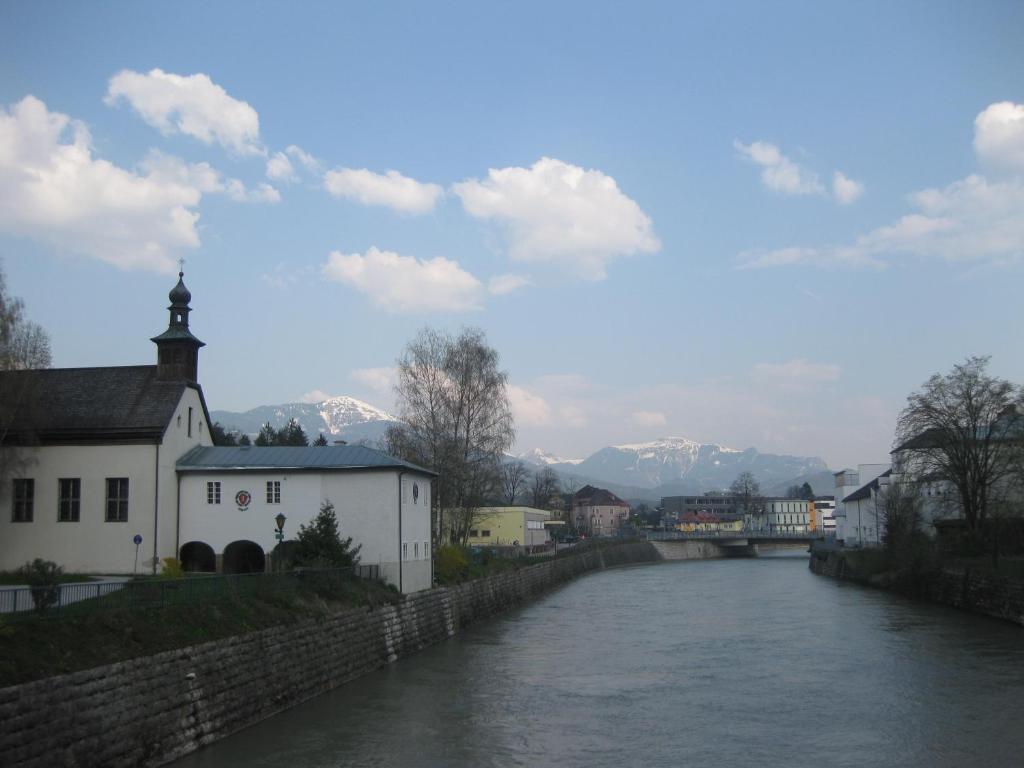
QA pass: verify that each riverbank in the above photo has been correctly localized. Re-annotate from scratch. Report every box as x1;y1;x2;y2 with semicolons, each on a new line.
809;547;1024;626
0;540;659;768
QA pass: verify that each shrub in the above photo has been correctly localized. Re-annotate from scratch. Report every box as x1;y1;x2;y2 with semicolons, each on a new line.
17;559;63;614
160;558;185;579
435;545;469;584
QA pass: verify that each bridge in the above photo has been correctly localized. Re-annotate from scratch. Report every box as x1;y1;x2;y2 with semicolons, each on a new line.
642;530;818;558
644;530;817;544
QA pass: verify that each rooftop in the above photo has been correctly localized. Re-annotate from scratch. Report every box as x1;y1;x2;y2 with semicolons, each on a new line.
176;444;436;475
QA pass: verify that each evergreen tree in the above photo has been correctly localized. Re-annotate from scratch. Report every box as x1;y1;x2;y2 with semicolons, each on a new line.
278;418;309;446
255;421;277;446
238;433;252;446
293;500;361;568
210;421;239;446
313;432;329;446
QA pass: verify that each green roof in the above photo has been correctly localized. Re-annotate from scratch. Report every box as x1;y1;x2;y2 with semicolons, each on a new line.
176;445;435;475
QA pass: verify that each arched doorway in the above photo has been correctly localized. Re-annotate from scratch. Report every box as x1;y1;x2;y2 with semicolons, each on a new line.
222;540;266;574
179;541;216;572
271;540;298;572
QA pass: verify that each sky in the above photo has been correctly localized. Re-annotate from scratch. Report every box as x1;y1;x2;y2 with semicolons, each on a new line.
1;0;1023;469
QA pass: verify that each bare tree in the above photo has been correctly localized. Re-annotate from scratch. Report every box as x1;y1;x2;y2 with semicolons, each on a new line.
386;327;515;545
730;471;763;512
500;460;530;505
894;356;1023;533
0;267;52;484
529;466;561;509
878;478;923;552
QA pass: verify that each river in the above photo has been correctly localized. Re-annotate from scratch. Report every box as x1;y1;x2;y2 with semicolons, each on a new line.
172;552;1024;767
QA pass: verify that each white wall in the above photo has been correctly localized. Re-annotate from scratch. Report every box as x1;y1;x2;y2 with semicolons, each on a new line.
178;469;432;593
0;388;210;574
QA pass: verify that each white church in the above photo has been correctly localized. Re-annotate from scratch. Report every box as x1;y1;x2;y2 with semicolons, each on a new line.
0;274;434;593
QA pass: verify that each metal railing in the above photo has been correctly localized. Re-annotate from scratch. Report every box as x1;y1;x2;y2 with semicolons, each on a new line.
644;530;820;541
0;564;381;620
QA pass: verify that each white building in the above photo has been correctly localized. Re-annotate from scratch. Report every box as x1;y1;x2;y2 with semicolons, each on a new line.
813;496;837;537
764;499;810;533
833;464;891;547
0;273;434;593
177;445;434;593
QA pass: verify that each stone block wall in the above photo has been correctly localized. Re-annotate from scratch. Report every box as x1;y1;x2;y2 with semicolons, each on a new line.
809;550;1024;626
0;541;659;768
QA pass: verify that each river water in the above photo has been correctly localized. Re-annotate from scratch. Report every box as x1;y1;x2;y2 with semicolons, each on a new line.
173;552;1024;768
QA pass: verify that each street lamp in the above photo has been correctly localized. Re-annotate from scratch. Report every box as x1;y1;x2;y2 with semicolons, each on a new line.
274;513;286;544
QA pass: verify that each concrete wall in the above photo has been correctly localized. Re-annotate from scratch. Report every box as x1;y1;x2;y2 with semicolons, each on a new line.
0;389;211;574
0;541;660;768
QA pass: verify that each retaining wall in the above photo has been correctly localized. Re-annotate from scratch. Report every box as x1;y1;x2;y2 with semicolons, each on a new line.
0;541;659;768
809;550;1024;626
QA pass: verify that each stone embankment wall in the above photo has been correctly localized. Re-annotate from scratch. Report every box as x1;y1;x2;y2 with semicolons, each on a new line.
809;550;1024;626
0;541;659;768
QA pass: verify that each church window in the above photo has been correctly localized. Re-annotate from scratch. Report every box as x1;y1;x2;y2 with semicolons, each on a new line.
207;481;221;504
58;478;80;522
12;479;33;522
266;481;281;504
188;407;194;437
105;478;129;522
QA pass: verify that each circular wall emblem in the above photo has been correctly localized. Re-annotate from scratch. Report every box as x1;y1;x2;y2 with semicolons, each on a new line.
235;490;251;511
412;482;419;504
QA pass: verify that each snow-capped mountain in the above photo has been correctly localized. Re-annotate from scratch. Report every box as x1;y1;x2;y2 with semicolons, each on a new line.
210;396;397;444
517;448;583;466
533;436;828;492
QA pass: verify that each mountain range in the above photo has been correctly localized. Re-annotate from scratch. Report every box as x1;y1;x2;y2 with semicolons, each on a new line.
211;397;832;500
210;396;395;445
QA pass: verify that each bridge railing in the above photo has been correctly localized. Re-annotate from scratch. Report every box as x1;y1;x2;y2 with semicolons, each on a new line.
644;530;822;541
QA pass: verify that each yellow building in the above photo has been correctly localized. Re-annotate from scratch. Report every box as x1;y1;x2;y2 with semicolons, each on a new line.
466;506;553;549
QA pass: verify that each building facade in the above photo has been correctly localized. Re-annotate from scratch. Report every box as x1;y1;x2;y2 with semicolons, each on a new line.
466;506;553;551
573;485;630;537
764;499;811;533
0;274;435;593
177;445;434;593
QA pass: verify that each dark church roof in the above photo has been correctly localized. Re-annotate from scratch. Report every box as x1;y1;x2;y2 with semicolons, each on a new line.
0;365;204;443
176;445;436;476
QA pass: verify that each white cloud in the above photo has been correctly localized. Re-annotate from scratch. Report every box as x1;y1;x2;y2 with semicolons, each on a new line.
350;367;396;393
106;69;263;156
286;145;320;173
142;150;280;204
536;373;590;391
739;102;1024;270
453;157;660;280
832;171;864;204
630;410;667;427
0;96;206;272
225;179;281;203
324;167;442;214
322;246;483;313
488;273;531;295
139;149;224;193
508;385;552;426
734;140;824;196
753;359;841;384
302;389;334;403
974;101;1024;176
266;152;296;182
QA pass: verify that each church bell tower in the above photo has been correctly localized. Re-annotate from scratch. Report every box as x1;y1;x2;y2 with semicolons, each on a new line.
151;270;205;382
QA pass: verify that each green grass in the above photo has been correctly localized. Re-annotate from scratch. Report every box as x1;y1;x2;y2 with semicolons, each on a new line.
0;571;101;585
0;575;399;687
